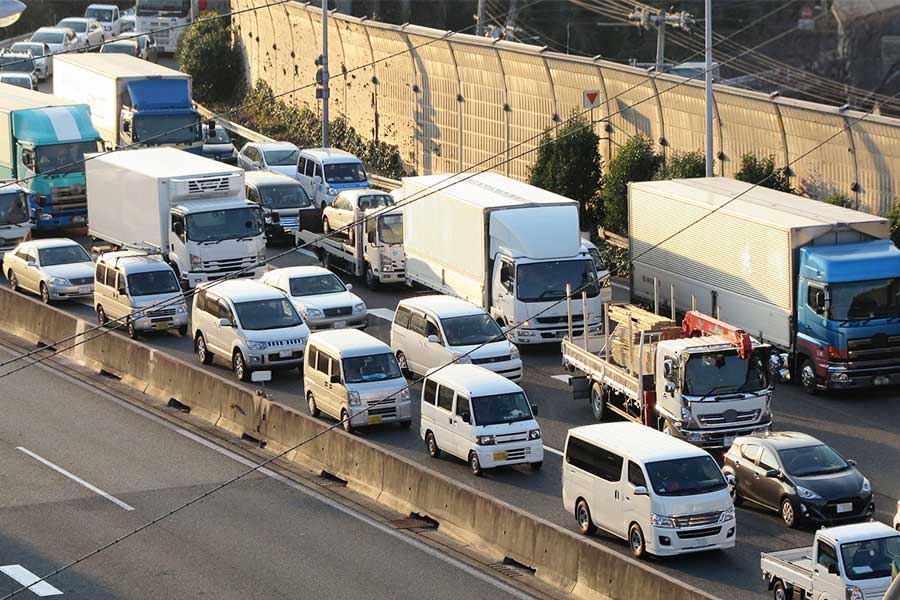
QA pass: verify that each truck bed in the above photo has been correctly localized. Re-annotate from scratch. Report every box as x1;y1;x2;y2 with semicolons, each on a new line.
760;547;814;589
561;336;640;400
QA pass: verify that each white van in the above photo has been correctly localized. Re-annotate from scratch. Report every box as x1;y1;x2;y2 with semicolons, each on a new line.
392;296;522;381
192;280;310;381
304;329;411;432
421;364;542;476
94;251;188;339
295;148;369;209
563;422;735;558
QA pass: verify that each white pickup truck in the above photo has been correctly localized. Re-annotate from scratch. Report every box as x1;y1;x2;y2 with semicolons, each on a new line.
761;522;900;600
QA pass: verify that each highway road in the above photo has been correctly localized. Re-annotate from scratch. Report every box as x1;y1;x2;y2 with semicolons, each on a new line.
5;239;898;600
0;344;545;600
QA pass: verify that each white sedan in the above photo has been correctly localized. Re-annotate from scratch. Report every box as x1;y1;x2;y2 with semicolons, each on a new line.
29;27;79;56
9;42;52;80
260;266;368;331
236;142;301;179
323;188;395;234
56;18;104;51
3;239;95;304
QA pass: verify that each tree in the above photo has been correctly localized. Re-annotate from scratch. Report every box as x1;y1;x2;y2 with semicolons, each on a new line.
175;12;245;103
599;135;662;235
734;153;793;193
888;202;900;248
654;150;706;180
528;114;603;230
822;193;855;209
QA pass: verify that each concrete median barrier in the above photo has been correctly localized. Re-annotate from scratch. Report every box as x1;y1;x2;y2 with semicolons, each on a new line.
0;288;79;347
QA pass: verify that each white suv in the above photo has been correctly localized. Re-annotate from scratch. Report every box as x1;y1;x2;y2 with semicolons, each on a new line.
192;280;310;381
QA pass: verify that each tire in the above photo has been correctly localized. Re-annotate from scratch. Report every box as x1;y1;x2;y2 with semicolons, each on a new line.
126;318;138;339
425;431;441;458
529;461;543;472
799;357;818;395
341;409;354;434
628;523;646;559
96;305;108;326
365;264;379;291
781;497;799;528
590;382;605;421
575;499;596;535
196;333;213;365
772;580;790;600
399;419;412;429
39;282;50;304
233;350;249;382
178;325;188;337
730;480;743;507
469;451;483;477
306;392;320;417
8;270;18;292
396;351;410;377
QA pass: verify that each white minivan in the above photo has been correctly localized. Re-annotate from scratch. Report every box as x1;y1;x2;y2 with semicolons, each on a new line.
296;148;369;209
392;295;522;381
192;280;310;381
563;422;735;558
421;364;542;476
304;329;411;432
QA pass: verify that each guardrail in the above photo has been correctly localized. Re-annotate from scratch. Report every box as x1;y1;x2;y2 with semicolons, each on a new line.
0;32;33;49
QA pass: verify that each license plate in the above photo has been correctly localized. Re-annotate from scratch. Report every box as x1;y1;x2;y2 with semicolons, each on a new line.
836;502;853;513
152;322;168;330
874;376;890;386
73;216;85;224
334;320;347;328
78;285;91;294
279;349;292;358
493;451;509;461
367;415;383;425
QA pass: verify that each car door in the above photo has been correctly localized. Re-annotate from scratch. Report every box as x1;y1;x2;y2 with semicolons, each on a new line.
564;439;624;536
210;298;235;358
23;247;42;292
406;312;430;374
89;22;103;46
390;305;412;367
297;157;311;191
623;460;651;535
424;317;449;367
434;384;457;458
735;442;762;503
452;393;475;462
312;161;326;207
492;259;516;325
754;445;785;511
811;540;845;600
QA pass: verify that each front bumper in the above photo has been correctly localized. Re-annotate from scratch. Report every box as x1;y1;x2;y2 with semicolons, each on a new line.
31;212;87;229
677;419;772;449
48;283;94;300
647;521;736;556
375;269;405;284
824;365;900;390
133;311;188;332
476;439;543;469
348;400;412;427
510;322;602;345
471;357;523;382
795;494;875;524
246;347;305;370
187;265;266;288
306;314;368;331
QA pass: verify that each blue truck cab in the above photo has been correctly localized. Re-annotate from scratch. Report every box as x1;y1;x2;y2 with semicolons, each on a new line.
120;78;201;151
0;84;102;230
796;239;900;392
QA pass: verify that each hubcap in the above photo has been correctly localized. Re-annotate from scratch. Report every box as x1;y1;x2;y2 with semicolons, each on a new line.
783;501;794;524
801;364;815;390
235;355;244;377
198;339;206;358
631;529;642;551
308;395;315;412
774;588;785;600
577;505;589;529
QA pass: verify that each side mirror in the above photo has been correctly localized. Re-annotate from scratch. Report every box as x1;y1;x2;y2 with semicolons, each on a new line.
345;283;353;291
367;231;376;244
664;382;676;395
847;459;857;467
427;334;440;344
632;486;649;496
26;260;37;268
531;403;539;417
330;373;341;384
218;318;232;327
122;120;131;133
662;359;675;381
765;469;779;478
21;150;34;170
461;413;471;424
827;563;839;576
725;473;736;486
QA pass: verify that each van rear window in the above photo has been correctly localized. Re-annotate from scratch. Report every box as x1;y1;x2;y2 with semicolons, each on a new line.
565;437;623;482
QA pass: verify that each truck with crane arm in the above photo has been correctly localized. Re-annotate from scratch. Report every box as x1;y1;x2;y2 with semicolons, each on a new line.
561;302;774;449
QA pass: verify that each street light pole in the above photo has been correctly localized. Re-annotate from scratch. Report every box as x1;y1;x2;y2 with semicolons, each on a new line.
322;0;330;148
705;0;713;176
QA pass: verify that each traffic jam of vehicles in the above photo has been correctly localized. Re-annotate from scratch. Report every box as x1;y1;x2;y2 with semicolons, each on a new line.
0;3;899;599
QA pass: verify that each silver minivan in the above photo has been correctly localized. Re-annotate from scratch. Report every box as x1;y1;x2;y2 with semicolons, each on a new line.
304;329;411;432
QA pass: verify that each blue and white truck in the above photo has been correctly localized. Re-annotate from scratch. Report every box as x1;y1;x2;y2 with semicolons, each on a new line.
52;53;201;152
0;83;103;230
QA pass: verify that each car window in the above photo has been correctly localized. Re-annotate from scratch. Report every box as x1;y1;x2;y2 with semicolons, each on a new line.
95;263;107;284
304;158;315;177
436;385;454;412
394;305;412;329
314;162;322;178
409;313;427;337
817;541;839;573
565;438;623;482
425;319;442;342
247;187;260;204
740;443;760;462
758;448;779;472
500;260;514;292
15;248;29;261
422;379;437;405
316;351;330;375
104;266;116;288
628;461;647;488
455;395;471;421
116;271;127;293
298;157;306;175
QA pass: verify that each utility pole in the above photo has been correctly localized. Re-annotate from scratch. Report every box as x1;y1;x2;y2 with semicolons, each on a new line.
476;0;486;36
655;10;667;72
321;0;330;148
705;0;713;176
628;8;693;73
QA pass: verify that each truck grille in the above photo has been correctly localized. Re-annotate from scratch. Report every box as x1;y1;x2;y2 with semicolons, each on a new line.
201;257;257;275
502;448;527;460
536;314;582;325
50;185;87;210
277;216;299;230
472;354;510;365
697;409;760;426
676;526;721;539
495;432;528;443
368;406;397;418
69;277;93;286
846;334;900;368
187;177;231;194
323;306;352;317
149;308;176;317
673;511;722;528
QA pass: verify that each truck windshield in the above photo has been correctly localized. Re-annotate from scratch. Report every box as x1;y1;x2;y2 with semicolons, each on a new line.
829;278;900;320
0;192;29;226
38;245;91;266
85;7;114;21
841;535;900;581
324;162;366;184
471;392;533;426
645;455;727;496
289;273;345;296
136;0;190;17
682;349;769;396
263;149;299;166
34;141;103;175
126;270;180;296
378;214;403;245
204;128;231;144
259;184;311;209
779;444;849;477
0;55;33;73
516;259;599;302
134;114;200;145
342;353;403;383
442;313;504;347
233;298;301;331
185;207;263;243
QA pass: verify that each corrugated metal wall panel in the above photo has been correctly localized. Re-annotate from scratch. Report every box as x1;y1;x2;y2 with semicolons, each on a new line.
497;49;555;180
235;0;257;83
285;4;317;108
714;88;784;177
630;186;792;310
324;12;347;120
848;115;900;215
366;27;417;167
269;5;294;101
335;20;377;140
255;0;277;91
654;76;713;161
453;42;506;173
544;56;607;162
597;65;662;150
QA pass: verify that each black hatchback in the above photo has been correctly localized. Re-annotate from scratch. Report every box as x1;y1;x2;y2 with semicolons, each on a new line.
723;431;874;528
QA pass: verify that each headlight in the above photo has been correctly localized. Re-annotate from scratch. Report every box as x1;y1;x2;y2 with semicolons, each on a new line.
796;486;821;500
718;506;735;523
395;388;410;402
451;352;472;365
348;390;361;406
176;304;187;314
861;477;871;493
650;513;676;528
680;405;691;420
49;277;71;286
247;341;267;351
476;435;495;446
352;302;366;314
846;586;863;600
190;254;202;270
303;307;324;320
510;345;520;360
327;187;339;196
528;429;541;440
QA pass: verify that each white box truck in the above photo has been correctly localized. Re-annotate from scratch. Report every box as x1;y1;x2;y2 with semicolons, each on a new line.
53;53;201;151
629;177;900;394
86;147;266;288
403;172;603;344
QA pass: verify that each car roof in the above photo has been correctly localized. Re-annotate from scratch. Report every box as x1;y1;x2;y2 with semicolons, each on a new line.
104;39;138;47
59;17;93;23
245;170;299;186
736;431;822;451
98;251;171;273
300;148;361;163
336;188;390;201
425;364;523;397
87;3;118;8
568;422;711;463
820;522;899;545
246;141;298;152
307;329;390;358
398;295;485;319
268;266;336;280
36;27;73;33
202;279;287;303
27;238;82;250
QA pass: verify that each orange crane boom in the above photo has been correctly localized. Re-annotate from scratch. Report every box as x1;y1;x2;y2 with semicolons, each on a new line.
681;311;753;359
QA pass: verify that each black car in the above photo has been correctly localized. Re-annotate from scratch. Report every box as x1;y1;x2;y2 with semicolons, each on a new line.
723;432;874;528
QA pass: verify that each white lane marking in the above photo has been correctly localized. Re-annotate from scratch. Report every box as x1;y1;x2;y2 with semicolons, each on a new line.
542;445;563;457
369;308;395;322
550;374;570;384
0;565;63;596
16;447;135;512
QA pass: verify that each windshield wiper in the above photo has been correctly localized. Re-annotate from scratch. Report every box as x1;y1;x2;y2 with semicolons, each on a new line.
694;384;740;402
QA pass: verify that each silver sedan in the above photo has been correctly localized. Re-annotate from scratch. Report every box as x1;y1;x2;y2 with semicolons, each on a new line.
3;239;95;304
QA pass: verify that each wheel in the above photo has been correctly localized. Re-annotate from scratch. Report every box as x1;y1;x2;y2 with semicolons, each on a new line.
341;409;354;434
178;325;188;337
306;392;320;417
233;350;249;381
781;497;799;528
96;305;108;326
590;382;605;421
196;333;213;365
39;282;50;304
323;217;331;234
399;419;412;429
126;318;138;339
575;499;596;535
469;451;483;477
425;431;441;458
628;523;646;558
365;264;379;290
799;357;818;395
773;580;790;600
396;351;410;377
529;461;543;472
8;270;18;292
